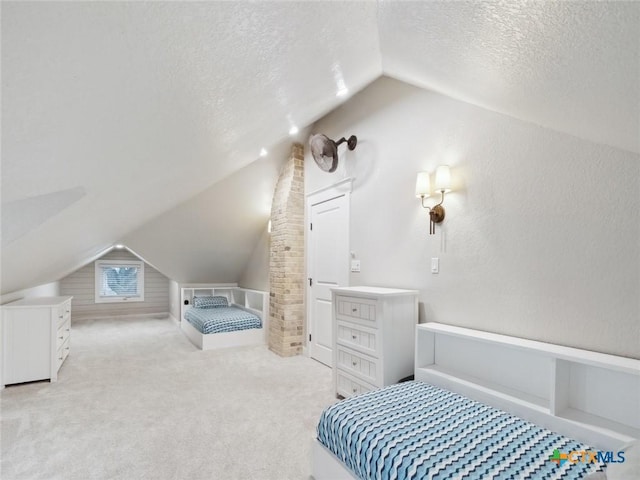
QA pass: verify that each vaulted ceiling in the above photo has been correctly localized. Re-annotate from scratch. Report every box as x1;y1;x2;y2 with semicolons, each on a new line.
2;1;638;294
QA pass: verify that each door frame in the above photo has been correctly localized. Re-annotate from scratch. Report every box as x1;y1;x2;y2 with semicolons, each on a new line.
304;177;353;358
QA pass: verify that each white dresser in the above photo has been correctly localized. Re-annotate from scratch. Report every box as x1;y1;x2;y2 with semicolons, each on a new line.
2;296;72;387
331;286;418;398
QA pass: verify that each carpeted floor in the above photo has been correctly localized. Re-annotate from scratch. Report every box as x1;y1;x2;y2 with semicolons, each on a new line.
1;316;336;480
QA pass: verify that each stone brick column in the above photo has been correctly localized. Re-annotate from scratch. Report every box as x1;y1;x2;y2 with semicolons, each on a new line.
268;143;305;356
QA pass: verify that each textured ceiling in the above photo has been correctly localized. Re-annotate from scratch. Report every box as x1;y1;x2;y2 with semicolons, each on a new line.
1;1;638;294
379;1;639;153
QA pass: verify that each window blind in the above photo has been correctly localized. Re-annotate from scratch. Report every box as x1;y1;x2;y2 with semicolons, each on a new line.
99;265;140;297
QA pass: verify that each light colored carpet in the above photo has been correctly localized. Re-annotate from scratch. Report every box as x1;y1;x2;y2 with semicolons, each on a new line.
1;316;336;480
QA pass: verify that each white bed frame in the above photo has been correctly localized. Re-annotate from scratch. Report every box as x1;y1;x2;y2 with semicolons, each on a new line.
312;322;640;480
180;284;269;350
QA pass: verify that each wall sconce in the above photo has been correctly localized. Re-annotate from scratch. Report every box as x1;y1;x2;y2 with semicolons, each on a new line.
415;165;452;235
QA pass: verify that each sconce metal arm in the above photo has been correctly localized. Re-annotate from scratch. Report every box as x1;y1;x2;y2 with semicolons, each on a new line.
420;190;445;210
420;190;446;235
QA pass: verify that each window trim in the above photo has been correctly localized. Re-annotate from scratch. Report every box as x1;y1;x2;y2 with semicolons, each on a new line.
94;260;145;303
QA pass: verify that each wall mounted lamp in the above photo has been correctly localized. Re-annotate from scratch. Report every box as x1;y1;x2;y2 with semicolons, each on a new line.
415;165;452;235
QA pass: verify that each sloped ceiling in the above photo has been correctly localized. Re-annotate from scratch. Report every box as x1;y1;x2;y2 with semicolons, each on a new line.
121;141;292;285
379;1;639;153
1;1;638;294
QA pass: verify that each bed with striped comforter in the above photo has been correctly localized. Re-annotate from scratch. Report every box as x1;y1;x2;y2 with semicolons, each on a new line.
317;381;605;480
184;306;261;334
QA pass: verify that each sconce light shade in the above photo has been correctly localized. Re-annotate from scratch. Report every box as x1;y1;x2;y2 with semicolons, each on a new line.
435;165;452;192
415;172;431;198
416;165;453;235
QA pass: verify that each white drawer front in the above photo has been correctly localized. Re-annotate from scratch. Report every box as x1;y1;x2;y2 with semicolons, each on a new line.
336;370;376;398
57;301;71;327
335;296;377;326
336;346;380;386
57;338;70;371
336;321;379;357
56;320;71;350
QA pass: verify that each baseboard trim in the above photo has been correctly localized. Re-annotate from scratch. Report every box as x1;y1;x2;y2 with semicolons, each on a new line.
73;312;171;322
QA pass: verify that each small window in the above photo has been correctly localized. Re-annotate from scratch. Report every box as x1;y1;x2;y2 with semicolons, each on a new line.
95;260;144;303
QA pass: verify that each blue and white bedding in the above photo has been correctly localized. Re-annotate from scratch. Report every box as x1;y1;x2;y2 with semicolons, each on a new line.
184;306;261;334
317;381;605;480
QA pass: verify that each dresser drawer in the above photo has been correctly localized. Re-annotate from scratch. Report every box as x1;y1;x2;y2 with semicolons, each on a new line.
57;301;71;327
57;338;70;371
335;295;378;326
336;321;379;357
336;370;376;399
56;320;71;350
336;345;380;386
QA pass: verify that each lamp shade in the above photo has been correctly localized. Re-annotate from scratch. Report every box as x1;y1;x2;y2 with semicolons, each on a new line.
415;172;430;197
435;165;452;192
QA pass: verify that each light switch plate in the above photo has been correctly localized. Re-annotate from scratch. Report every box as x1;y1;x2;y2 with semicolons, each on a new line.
431;257;439;274
351;260;361;272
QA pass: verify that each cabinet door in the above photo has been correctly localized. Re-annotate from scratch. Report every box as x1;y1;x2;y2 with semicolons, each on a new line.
3;309;52;384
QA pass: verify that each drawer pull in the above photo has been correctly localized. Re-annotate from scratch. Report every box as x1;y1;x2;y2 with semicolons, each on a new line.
59;336;64;340
59;356;63;360
352;361;357;366
352;388;357;393
59;315;63;319
352;335;357;340
352;308;357;312
66;328;70;332
65;347;70;351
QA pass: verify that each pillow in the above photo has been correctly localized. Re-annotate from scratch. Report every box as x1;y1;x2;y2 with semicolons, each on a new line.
193;296;228;308
606;440;639;480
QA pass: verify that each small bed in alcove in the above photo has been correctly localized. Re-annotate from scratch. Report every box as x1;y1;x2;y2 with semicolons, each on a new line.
180;284;269;350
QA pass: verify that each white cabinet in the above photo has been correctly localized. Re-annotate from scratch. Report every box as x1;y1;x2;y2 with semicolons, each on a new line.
331;286;418;398
2;296;72;387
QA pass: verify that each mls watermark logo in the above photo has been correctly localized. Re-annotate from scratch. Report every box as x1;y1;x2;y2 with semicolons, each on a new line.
549;448;625;466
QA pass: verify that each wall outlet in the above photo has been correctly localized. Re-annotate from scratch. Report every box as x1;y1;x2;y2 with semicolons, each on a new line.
351;260;361;272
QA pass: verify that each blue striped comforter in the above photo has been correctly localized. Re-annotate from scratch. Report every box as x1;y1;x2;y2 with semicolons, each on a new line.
317;382;605;480
184;306;261;334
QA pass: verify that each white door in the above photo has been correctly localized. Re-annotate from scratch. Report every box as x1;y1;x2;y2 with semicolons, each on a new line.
308;194;349;366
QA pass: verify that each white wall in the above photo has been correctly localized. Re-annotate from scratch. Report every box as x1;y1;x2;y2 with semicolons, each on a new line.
238;228;270;292
169;280;180;322
0;281;61;305
306;77;639;359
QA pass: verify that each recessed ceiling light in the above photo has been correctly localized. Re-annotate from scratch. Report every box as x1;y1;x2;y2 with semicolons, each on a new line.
259;148;268;157
115;244;124;249
332;63;348;99
289;125;299;136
